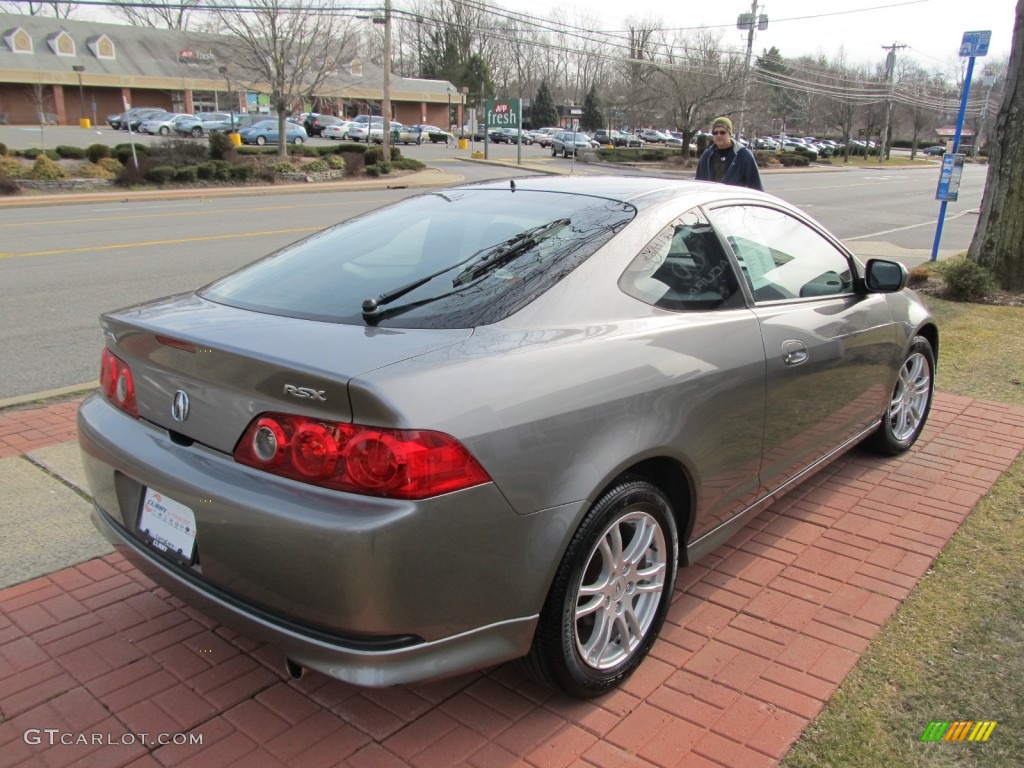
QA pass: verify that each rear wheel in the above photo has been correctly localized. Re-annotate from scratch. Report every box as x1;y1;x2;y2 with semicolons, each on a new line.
526;477;677;698
191;127;202;137
862;335;935;455
292;136;304;145
159;126;170;135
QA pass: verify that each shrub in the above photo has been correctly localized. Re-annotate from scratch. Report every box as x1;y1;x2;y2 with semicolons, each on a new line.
98;157;123;174
22;148;60;161
173;165;199;183
28;155;66;180
229;164;253;181
304;159;330;173
208;131;233;161
143;165;177;184
0;156;27;178
148;138;209;167
273;160;296;173
906;265;932;287
0;174;20;195
389;157;425;171
365;164;381;177
254;165;276;183
72;162;116;180
0;142;8;156
934;257;996;301
776;153;810;167
210;160;233;180
115;156;157;186
363;147;382;166
86;143;111;164
55;145;86;159
325;154;347;170
112;143;149;166
196;162;217;181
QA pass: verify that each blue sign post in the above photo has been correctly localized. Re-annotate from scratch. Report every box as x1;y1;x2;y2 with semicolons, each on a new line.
930;30;991;261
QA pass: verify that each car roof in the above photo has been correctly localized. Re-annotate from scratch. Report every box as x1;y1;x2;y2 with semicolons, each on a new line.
446;175;764;211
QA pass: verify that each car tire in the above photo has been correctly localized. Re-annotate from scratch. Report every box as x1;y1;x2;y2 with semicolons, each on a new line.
525;477;678;698
191;127;203;138
159;126;170;135
551;147;557;157
563;149;570;158
293;137;303;145
862;335;935;456
255;135;266;146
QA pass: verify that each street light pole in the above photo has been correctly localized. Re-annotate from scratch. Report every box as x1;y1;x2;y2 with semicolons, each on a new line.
72;64;85;125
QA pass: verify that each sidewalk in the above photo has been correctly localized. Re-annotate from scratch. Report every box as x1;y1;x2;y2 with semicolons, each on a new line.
2;392;1022;767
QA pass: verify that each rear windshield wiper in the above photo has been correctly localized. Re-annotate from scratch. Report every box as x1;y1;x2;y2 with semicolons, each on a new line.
361;218;570;321
452;218;570;287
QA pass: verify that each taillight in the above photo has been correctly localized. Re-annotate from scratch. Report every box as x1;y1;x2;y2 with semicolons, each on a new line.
99;348;138;418
234;413;490;500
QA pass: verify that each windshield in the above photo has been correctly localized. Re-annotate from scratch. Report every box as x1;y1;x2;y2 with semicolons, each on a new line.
201;189;635;328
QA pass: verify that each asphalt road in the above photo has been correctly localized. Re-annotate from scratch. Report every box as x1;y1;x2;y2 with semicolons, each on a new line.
0;150;987;401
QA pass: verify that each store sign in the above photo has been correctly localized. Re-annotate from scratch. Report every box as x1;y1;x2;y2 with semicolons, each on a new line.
484;98;521;129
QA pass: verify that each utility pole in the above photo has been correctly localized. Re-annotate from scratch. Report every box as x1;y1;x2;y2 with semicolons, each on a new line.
736;1;767;144
879;42;906;163
381;0;393;164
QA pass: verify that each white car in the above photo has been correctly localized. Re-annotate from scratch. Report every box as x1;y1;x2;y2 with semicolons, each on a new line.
139;113;191;136
322;121;356;140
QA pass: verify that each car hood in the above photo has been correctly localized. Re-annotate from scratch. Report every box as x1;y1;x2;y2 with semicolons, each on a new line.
100;293;472;453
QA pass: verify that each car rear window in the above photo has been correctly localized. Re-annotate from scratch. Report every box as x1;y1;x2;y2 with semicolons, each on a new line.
201;189;635;328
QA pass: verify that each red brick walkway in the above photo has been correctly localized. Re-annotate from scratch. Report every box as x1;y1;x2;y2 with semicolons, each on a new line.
1;393;1022;767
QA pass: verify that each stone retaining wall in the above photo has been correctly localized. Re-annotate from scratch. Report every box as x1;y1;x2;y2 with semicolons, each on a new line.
15;178;114;191
275;169;346;183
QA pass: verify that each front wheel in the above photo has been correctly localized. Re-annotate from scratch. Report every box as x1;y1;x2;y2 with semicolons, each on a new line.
292;137;303;145
526;478;677;698
159;126;170;135
255;135;266;146
191;127;203;137
862;335;935;455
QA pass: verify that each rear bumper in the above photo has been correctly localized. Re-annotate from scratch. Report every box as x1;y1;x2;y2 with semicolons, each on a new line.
91;504;537;686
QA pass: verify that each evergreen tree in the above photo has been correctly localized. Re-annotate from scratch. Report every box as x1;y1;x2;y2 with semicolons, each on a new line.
531;80;559;129
581;84;605;132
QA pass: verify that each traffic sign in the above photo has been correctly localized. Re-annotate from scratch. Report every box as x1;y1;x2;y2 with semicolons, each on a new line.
959;30;991;58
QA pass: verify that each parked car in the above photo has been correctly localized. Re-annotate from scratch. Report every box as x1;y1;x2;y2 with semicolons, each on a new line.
78;176;937;699
139;112;191;136
417;125;453;144
613;131;644;147
639;129;671;143
923;145;946;156
492;127;533;145
550;130;594;157
303;114;346;137
395;125;424;144
174;112;239;137
107;107;163;131
321;121;357;140
238;119;308;145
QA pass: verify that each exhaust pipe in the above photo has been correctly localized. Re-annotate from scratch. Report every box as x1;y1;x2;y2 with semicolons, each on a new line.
284;657;304;680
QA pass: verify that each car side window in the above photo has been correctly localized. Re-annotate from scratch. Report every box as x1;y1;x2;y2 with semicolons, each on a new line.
708;205;855;303
619;209;743;311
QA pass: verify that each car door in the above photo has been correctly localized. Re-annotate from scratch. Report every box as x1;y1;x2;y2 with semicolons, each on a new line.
706;203;902;495
618;209;766;540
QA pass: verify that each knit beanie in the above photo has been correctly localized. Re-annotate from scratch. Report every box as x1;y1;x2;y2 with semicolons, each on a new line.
712;117;733;134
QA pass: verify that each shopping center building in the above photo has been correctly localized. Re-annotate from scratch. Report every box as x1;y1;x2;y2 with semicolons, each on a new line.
0;12;463;128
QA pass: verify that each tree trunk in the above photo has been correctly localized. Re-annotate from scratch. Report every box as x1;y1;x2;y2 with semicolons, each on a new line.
968;0;1024;290
277;109;288;158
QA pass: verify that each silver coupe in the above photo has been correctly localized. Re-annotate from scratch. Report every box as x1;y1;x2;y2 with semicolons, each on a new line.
78;176;937;698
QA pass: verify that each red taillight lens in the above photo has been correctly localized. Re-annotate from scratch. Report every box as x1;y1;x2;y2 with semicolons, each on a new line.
99;348;138;418
234;413;490;499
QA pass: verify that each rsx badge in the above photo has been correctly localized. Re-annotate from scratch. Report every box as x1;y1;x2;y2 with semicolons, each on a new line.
283;384;328;401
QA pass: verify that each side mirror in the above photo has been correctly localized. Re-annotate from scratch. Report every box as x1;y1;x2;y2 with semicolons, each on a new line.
864;258;908;293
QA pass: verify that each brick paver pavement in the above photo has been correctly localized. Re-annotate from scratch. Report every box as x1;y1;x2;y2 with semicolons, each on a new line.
1;392;1023;767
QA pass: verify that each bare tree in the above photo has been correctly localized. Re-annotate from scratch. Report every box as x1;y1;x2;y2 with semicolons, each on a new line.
968;0;1024;290
0;1;77;17
108;0;200;30
211;0;357;157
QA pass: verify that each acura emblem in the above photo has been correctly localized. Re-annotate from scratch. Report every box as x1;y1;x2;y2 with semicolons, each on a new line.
171;390;190;422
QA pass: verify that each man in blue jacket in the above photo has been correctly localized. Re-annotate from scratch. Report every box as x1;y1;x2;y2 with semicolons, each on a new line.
695;117;764;191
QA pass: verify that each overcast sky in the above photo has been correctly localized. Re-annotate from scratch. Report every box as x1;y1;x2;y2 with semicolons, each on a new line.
545;0;1016;72
59;0;1018;74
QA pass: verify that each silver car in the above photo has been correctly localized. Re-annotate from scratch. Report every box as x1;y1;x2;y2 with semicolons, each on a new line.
78;177;937;698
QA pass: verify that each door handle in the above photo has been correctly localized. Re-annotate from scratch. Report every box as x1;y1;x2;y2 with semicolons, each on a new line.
782;340;808;366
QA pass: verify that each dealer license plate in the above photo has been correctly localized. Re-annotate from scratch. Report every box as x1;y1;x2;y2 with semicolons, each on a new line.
138;488;197;563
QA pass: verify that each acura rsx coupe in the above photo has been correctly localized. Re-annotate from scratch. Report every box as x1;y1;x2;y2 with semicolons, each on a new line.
78;176;937;698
